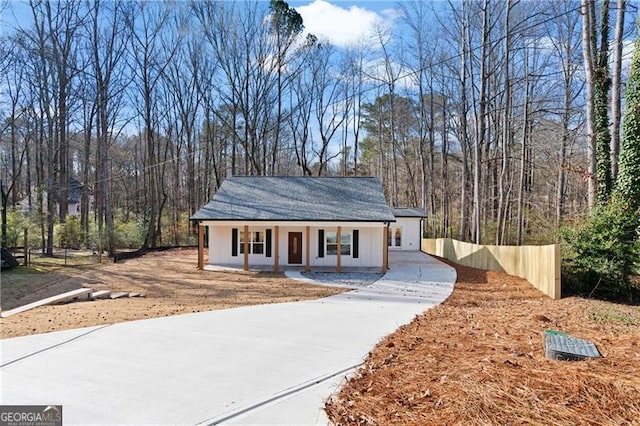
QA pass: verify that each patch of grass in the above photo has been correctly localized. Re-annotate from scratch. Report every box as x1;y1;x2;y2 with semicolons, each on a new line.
30;252;99;268
589;305;640;326
2;266;45;275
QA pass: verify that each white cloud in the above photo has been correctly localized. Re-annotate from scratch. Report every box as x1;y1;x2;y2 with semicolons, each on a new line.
295;0;387;48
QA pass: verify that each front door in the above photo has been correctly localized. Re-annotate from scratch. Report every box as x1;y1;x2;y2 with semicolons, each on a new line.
288;232;303;264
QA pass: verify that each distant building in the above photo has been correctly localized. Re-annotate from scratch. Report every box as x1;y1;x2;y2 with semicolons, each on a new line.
18;177;93;218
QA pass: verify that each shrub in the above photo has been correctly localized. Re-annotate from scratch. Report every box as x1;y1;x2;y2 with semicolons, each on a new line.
5;208;28;247
115;218;145;249
55;216;82;249
560;198;639;302
5;208;40;249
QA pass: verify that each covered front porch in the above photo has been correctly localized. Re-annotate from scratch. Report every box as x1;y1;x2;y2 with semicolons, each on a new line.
196;221;390;273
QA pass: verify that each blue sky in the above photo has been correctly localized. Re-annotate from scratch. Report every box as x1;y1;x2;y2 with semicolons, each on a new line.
2;0;404;45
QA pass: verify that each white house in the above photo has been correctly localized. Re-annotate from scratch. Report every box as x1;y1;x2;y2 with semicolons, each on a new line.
191;176;415;273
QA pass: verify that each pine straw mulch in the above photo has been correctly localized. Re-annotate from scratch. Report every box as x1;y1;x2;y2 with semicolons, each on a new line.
326;261;640;426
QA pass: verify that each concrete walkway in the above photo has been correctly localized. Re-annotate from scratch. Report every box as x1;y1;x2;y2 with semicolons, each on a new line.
0;251;455;425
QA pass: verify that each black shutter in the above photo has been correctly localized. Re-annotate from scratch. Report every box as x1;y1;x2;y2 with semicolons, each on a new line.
231;228;238;257
318;229;324;258
266;229;272;258
353;230;359;258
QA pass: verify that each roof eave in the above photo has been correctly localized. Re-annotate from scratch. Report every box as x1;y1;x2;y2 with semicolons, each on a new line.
190;217;396;223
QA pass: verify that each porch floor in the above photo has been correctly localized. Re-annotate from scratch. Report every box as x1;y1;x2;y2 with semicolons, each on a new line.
203;264;381;274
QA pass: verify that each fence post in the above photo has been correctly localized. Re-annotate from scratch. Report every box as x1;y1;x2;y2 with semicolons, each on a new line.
23;228;28;266
554;243;561;300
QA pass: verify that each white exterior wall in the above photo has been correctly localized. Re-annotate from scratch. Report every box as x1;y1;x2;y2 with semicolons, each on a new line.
277;225;306;267
307;226;383;268
208;225;274;266
205;221;386;269
389;217;422;251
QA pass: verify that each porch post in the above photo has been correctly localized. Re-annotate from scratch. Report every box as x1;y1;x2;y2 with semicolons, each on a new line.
305;226;310;272
274;225;280;272
337;226;342;273
198;223;204;270
382;225;388;273
243;225;249;271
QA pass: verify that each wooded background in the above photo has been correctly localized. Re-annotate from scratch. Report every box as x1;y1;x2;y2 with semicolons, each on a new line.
0;0;634;254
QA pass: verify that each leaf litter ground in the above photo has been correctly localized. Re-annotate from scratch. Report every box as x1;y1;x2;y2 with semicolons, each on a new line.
326;260;640;425
0;249;346;338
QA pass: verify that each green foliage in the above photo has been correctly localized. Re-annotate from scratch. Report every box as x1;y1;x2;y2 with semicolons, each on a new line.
5;208;39;248
5;208;28;247
563;31;640;302
4;206;196;252
361;93;416;139
157;212;196;246
594;69;612;205
115;217;146;249
269;0;303;36
560;198;639;301
55;216;82;249
617;34;640;210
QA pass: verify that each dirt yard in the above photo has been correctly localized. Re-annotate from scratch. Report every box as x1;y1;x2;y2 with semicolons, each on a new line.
326;261;640;425
0;249;346;338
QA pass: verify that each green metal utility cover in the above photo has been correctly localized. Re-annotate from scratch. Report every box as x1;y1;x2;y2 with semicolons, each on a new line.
544;330;601;361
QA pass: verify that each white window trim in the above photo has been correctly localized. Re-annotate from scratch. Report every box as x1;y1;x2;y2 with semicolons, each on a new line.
326;230;351;256
240;230;265;255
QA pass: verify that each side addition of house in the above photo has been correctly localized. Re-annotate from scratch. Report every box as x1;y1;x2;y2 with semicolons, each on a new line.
191;176;401;273
388;208;425;251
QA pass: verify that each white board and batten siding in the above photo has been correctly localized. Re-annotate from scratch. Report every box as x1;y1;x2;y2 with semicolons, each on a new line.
204;221;385;269
388;217;422;251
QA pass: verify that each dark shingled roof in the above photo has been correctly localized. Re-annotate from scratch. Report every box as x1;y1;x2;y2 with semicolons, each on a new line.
391;208;426;218
52;177;86;204
191;176;396;222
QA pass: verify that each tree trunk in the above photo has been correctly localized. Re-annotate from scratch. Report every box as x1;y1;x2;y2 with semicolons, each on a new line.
610;0;626;182
557;72;571;228
517;72;531;245
441;94;449;238
581;0;597;209
594;0;612;206
473;0;490;244
82;111;92;247
459;0;470;241
496;0;512;245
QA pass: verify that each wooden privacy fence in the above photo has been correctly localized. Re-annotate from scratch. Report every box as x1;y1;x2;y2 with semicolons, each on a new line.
422;238;561;299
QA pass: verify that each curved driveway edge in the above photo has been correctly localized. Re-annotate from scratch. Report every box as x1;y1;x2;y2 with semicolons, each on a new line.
0;251;455;425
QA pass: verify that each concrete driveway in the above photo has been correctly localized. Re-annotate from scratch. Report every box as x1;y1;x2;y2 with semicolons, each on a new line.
0;251;455;425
